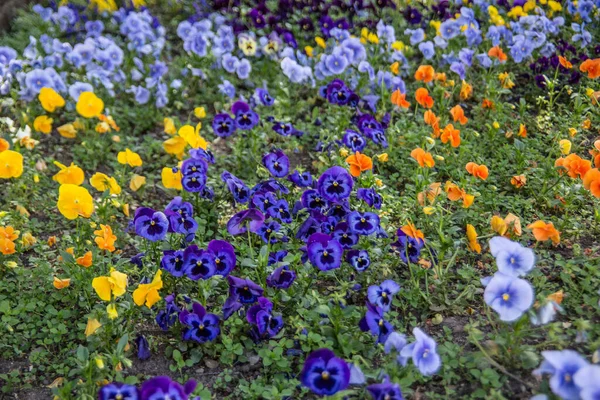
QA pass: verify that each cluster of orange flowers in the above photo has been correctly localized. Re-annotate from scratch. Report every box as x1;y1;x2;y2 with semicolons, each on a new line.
0;226;19;255
555;139;600;198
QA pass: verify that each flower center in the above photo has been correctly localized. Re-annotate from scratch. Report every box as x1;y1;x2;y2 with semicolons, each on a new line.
323;250;329;256
333;181;338;186
423;349;430;358
502;293;510;301
151;221;156;226
361;218;366;223
321;371;330;380
381;292;387;298
565;373;571;382
378;319;384;326
510;257;516;264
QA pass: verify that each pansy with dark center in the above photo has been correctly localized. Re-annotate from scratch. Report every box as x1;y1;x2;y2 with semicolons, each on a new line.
98;382;139;400
254;87;274;106
317;166;354;203
288;170;313;187
267;265;296;289
272;121;295;136
267;198;292;223
139;376;196;400
181;171;207;193
179;303;220;343
268;250;288;265
189;147;215;164
134;207;169;242
207;240;236;276
300;348;350;396
392;229;424;263
296;216;322;242
228;275;264;304
155;294;180;331
250;179;290;196
221;171;250;203
161;249;185;277
222;296;243;320
165;210;198;239
346;249;371;272
182;245;216;281
251;191;277;213
307;233;343;271
327;200;351;220
227;209;265;236
367;382;404;400
343;129;367;152
368;280;400;312
359;302;394;344
165;196;193;219
347;211;380;235
332;222;359;249
246;297;284;338
320;215;339;234
180;157;208;176
257;219;281;243
301;189;329;213
357;188;383;209
212;113;237;137
232;100;259;130
262;149;290;178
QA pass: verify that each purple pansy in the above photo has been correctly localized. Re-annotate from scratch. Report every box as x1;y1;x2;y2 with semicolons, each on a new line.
318;166;354;203
134;207;169;241
307;233;343;271
300;349;350;396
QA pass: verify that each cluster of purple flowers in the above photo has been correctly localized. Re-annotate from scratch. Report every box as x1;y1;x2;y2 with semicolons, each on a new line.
211;100;259;138
161;239;236;281
99;376;199;400
132;197;199;242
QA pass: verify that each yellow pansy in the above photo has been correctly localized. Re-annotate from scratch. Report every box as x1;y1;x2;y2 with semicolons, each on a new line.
305;46;314;57
129;174;146;191
57;123;77;139
39;87;65;112
21;232;36;247
559;139;572;155
76;92;104;118
133;270;163;308
391;41;405;52
194;107;206;119
163;136;187;157
53;161;85;185
92;268;128;301
315;36;326;49
164;117;177;135
33;115;53;134
178;125;207;149
491;215;508;235
0;150;24;179
57;184;94;220
466;224;481;253
107;304;118;320
117;148;143;167
90;172;121;195
85;318;102;337
162;167;182;190
377;153;389;162
390;62;400;75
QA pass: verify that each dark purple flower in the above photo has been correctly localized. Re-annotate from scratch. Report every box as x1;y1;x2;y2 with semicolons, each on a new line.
268;250;288;265
332;222;359;249
139;376;196;400
367;382;404;400
228;276;264;304
326;79;352;105
227;209;265;235
327;201;350;220
222;171;250;203
165;196;193;218
318;166;353;203
343;129;367;152
251;179;290;196
257;219;281;243
296;216;322;242
232;101;259;130
367;280;400;312
319;15;335;36
262;149;290;178
299;17;314;32
189;148;215;164
136;335;151;360
301;349;350;396
357;188;382;209
212;113;237;137
183;245;216;280
248;8;266;28
302;189;329;213
359;302;394;344
161;250;185;277
252;192;277;213
98;382;138;400
222;296;243;320
165;210;198;239
392;230;424;263
156;294;180;331
246;297;284;338
246;297;273;325
179;303;220;343
346;250;371;272
272;121;294;136
307;233;343;271
288;170;313;187
403;6;422;24
267;265;296;289
134;207;169;241
181;172;206;193
347;211;380;235
267;199;292;223
207;240;236;276
181;158;208;176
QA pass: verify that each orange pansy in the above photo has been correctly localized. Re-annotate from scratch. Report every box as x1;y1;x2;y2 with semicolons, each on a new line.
415;87;434;108
527;220;560;245
450;105;468;125
414;65;435;83
465;162;489;180
345;152;373;177
391;90;410;108
440;124;461;147
410;148;435;168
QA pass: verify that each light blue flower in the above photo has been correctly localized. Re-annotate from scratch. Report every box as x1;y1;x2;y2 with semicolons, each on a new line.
400;328;441;376
218;79;236;99
574;365;600;400
236;59;251;79
405;28;425;45
358;61;375;81
222;54;240;73
489;237;535;277
572;23;592;48
419;41;435;60
533;350;588;400
484;273;534;322
450;62;466;80
340;38;366;65
368;280;400;312
440;20;461;40
324;48;349;75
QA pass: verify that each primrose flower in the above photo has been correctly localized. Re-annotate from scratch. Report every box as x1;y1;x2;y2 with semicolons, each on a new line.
38;87;65;112
368;280;400;312
98;382;138;400
400;328;441;376
489;237;535;277
0;150;23;179
317;166;354;202
76;92;104;118
57;184;94;219
359;302;394;344
300;349;350;396
133;270;163;308
117;148;143;167
262;149;289;178
307;233;343;271
484;273;534;322
533;350;589;400
92;268;128;301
